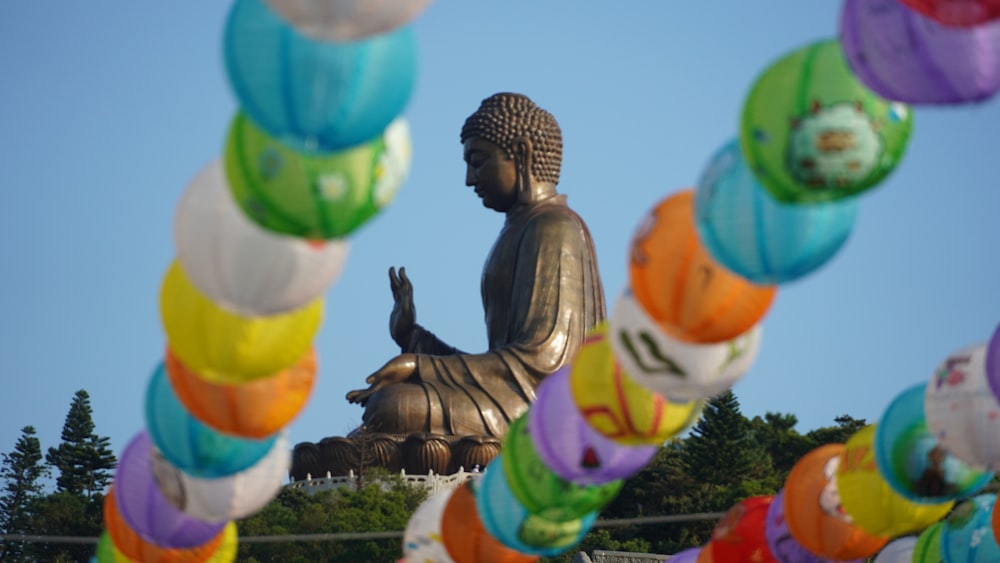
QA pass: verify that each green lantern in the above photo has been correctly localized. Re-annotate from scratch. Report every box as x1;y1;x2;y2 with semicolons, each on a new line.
224;112;412;240
501;413;622;522
912;521;943;563
740;39;913;204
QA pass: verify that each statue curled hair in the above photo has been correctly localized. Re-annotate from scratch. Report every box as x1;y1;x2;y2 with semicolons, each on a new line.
460;92;563;185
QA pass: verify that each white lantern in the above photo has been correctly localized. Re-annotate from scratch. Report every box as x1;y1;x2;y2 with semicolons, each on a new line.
262;0;433;42
403;488;456;563
925;343;1000;471
174;160;349;318
151;432;291;522
873;536;917;563
609;288;761;402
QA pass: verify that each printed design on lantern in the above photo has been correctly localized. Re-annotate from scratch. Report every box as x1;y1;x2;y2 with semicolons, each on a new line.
819;455;853;523
786;100;884;190
616;328;686;379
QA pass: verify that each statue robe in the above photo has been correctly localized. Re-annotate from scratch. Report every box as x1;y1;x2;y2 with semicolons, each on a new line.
361;194;606;438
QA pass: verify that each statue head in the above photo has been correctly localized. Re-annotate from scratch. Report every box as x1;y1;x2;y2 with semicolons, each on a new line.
461;93;563;211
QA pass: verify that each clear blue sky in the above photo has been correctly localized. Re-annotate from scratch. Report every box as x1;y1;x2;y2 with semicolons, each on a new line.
1;1;997;475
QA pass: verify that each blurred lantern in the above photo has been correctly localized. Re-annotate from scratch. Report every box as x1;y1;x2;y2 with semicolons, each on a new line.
202;524;238;563
740;39;913;204
873;536;918;562
704;496;777;563
224;0;417;153
174;160;350;317
837;425;953;537
528;365;657;486
95;531;126;563
166;348;316;440
103;488;229;563
150;433;290;522
145;362;277;478
113;432;226;548
913;521;945;563
784;444;889;560
874;383;991;503
926;344;1000;470
475;454;597;557
629;190;776;344
262;0;433;42
501;414;623;522
899;0;1000;27
569;322;704;446
766;488;863;563
940;494;1000;561
668;548;703;563
694;139;858;285
609;288;761;402
225;113;411;240
986;323;1000;401
160;260;322;383
403;489;456;563
440;481;539;563
841;0;1000;105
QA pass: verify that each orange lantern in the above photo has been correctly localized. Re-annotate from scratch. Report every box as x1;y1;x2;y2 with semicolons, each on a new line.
441;482;539;563
784;444;889;561
103;488;224;563
165;348;317;439
629;190;776;344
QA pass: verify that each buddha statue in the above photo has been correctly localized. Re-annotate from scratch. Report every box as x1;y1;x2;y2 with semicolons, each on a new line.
290;93;606;480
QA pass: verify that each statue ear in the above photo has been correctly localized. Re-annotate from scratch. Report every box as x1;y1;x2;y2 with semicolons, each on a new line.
512;135;533;202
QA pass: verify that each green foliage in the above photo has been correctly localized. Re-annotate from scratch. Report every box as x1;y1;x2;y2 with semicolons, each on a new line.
20;491;104;563
45;390;116;499
682;390;772;489
0;426;49;562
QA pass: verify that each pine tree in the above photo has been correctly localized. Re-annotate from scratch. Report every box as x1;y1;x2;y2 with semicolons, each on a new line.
0;426;49;562
681;390;767;490
45;390;117;499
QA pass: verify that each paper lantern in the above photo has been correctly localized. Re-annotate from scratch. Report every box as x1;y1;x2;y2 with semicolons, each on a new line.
165;348;316;439
440;481;539;563
900;0;1000;27
150;433;290;522
403;489;455;563
986;323;1000;401
874;383;991;502
925;343;1000;470
695;139;858;285
765;488;863;563
174;159;350;317
103;488;227;563
95;531;127;563
113;432;225;548
609;288;761;402
475;455;597;557
528;365;656;486
841;0;1000;105
569;322;704;446
913;521;944;563
224;0;417;153
740;39;913;204
145;362;277;478
501;414;623;522
874;536;918;562
837;425;953;537
262;0;432;42
629;190;777;344
160;260;322;383
941;494;1000;561
704;496;777;563
202;524;238;563
784;444;889;560
225;113;411;240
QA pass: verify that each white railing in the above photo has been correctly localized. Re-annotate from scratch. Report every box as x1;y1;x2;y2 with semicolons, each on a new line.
288;466;482;496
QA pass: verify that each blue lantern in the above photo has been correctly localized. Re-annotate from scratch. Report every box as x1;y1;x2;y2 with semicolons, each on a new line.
694;139;859;285
145;362;278;478
940;494;1000;562
224;0;418;154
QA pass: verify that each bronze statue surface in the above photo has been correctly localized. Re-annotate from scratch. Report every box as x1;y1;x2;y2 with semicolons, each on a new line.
291;92;606;480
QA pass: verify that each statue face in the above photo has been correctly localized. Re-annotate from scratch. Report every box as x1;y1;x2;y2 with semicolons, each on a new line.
464;137;518;212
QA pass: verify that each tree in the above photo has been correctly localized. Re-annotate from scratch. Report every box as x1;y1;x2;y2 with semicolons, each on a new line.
681;390;769;490
0;426;49;562
45;390;117;499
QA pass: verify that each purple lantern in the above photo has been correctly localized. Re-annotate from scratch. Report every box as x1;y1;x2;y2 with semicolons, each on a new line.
669;547;703;562
766;488;864;563
528;366;657;486
113;431;226;549
987;323;1000;401
840;0;1000;105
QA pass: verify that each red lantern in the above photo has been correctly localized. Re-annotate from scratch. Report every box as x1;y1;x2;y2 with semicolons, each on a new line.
703;496;778;563
899;0;1000;27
